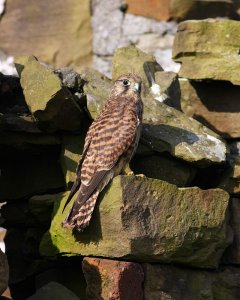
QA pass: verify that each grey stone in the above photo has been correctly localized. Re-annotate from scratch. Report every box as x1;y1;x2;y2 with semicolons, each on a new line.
26;281;79;300
143;264;240;300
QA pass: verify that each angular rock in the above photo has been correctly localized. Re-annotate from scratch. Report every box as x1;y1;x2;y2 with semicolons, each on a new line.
26;281;79;300
126;0;170;21
219;141;240;194
179;78;240;138
130;153;196;186
35;259;86;299
16;56;84;132
81;67;112;119
83;257;144;300
112;46;227;165
0;249;9;295
60;133;85;188
223;198;240;264
0;114;41;133
126;0;234;21
142;100;227;165
40;175;231;268
112;46;162;95
143;264;240;300
173;19;240;85
0;0;92;68
169;0;234;20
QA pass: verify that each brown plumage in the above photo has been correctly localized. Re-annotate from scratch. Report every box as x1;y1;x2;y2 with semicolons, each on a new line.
62;73;143;231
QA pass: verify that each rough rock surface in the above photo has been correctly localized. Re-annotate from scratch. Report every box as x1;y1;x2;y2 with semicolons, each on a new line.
126;0;234;21
130;154;196;186
0;0;92;68
169;0;234;20
173;19;240;85
143;264;240;300
60;133;85;188
40;175;230;268
83;257;144;300
0;249;9;295
15;56;84;132
179;78;240;138
81;67;112;120
26;281;79;300
219;141;240;195
126;0;170;21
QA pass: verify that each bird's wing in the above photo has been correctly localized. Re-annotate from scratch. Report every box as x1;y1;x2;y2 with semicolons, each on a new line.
75;105;139;206
62;125;94;213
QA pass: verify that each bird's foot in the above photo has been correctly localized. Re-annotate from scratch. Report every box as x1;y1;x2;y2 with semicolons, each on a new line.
135;173;146;178
122;164;134;176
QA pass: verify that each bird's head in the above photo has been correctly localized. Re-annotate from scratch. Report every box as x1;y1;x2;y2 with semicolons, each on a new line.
111;73;142;98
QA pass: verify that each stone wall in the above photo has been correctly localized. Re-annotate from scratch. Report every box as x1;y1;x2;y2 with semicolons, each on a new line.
1;1;240;299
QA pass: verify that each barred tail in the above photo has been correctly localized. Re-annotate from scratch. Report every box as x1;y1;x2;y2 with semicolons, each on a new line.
62;190;99;231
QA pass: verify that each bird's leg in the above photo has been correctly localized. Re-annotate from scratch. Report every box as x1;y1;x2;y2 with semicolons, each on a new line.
122;164;146;177
122;164;134;176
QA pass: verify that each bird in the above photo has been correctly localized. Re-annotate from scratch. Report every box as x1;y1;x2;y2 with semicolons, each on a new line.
62;73;143;231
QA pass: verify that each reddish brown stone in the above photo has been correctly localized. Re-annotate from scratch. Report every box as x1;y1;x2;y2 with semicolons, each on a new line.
82;257;144;300
126;0;170;21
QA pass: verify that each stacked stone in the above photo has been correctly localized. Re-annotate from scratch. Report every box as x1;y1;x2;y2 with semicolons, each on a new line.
0;42;240;298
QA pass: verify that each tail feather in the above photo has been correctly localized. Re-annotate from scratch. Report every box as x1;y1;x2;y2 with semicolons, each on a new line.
62;190;99;231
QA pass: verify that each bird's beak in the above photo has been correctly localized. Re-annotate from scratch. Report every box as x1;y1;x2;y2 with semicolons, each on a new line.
133;82;141;93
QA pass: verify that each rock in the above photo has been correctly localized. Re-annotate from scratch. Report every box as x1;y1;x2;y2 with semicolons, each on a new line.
219;141;240;195
0;114;41;133
130;153;196;186
28;194;61;227
223;198;240;264
143;264;240;300
91;0;124;56
0;131;61;152
81;67;112;119
0;0;92;68
179;78;240;138
141;100;227;165
40;175;231;268
126;0;170;21
173;19;240;85
60;133;85;188
0;152;65;200
83;257;144;300
126;0;234;21
169;0;234;20
112;46;227;165
0;249;9;295
16;56;84;132
35;259;86;299
26;281;79;300
112;46;162;95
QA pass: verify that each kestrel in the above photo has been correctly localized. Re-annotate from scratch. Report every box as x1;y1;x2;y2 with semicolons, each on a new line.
62;73;143;231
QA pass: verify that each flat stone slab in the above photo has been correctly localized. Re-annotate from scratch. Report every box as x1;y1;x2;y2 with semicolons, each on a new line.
40;175;230;268
173;19;240;85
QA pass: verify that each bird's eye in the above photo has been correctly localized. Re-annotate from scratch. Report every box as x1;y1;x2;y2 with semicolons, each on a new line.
122;80;130;86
